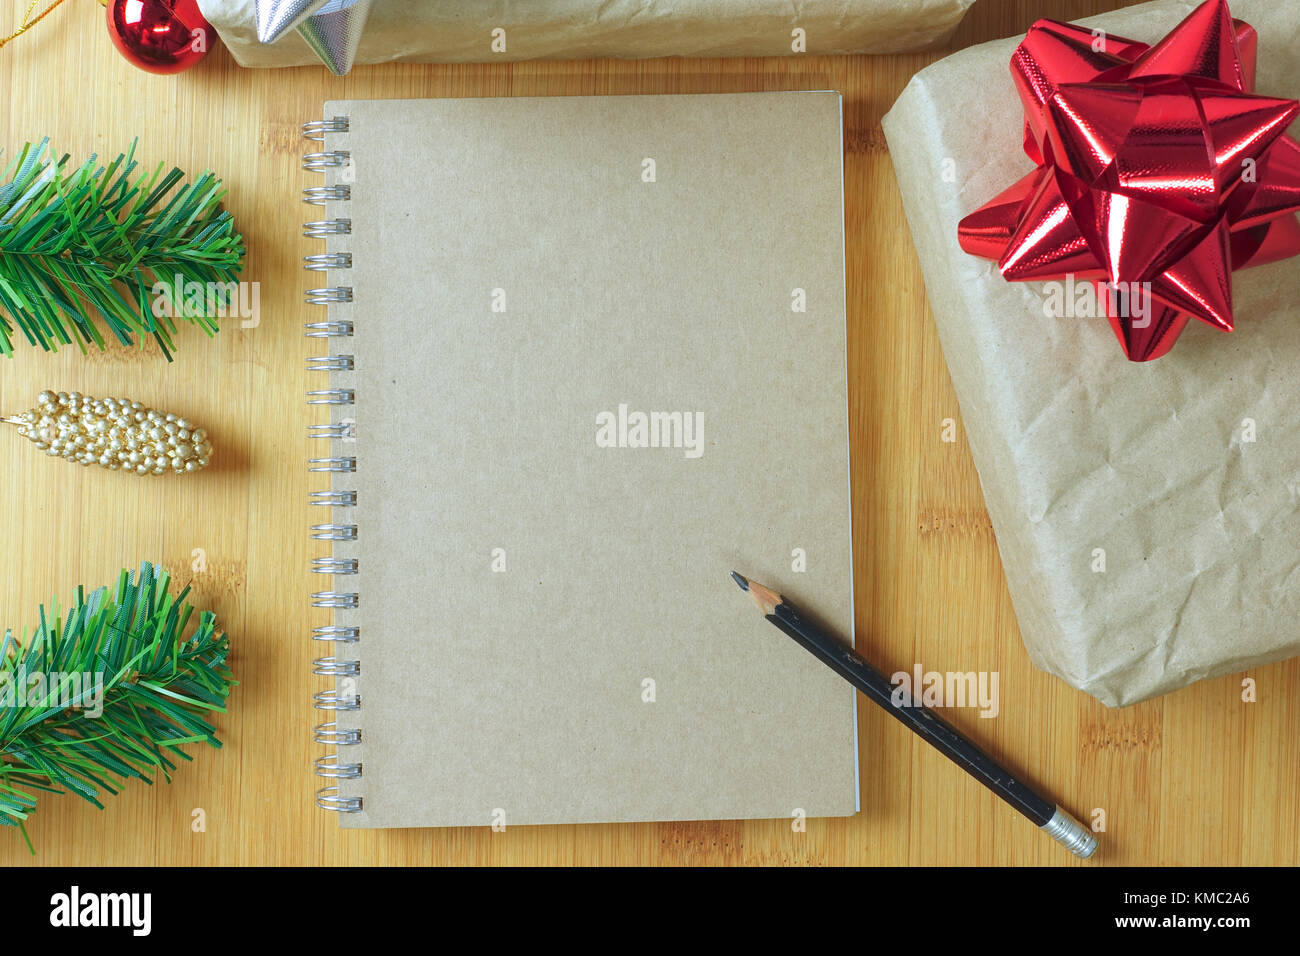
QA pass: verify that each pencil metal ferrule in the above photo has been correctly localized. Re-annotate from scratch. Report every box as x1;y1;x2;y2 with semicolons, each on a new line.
1040;806;1098;859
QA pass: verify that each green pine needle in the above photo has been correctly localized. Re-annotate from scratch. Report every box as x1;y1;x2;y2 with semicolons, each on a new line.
0;563;235;848
0;140;246;358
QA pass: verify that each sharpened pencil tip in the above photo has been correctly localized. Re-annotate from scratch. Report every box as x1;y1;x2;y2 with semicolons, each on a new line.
735;575;782;616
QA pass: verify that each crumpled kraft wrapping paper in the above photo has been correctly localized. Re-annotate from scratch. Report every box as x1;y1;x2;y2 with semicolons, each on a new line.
197;0;976;67
883;0;1300;706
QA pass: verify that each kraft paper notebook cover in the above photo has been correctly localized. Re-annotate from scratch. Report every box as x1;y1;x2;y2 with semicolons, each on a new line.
304;92;857;828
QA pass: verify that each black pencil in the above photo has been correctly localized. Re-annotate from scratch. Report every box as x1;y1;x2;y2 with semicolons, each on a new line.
731;571;1097;859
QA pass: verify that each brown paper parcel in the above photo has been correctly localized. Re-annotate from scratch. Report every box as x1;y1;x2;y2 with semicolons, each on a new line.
197;0;976;67
882;0;1300;706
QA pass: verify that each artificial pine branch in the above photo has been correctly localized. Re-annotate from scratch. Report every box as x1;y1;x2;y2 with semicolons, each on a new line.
0;563;235;850
0;139;245;358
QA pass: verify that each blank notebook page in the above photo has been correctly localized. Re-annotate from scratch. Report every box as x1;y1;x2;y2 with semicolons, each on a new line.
317;92;858;827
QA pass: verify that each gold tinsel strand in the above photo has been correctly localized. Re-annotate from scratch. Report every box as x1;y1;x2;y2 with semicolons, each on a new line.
2;391;212;475
0;0;74;52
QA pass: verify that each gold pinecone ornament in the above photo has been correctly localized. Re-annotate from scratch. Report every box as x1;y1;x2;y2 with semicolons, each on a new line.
3;391;212;475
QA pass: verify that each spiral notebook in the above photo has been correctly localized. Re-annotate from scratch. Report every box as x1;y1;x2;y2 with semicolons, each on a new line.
305;92;858;828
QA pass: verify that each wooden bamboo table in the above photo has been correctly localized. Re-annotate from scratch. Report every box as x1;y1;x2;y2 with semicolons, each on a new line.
1;0;1294;866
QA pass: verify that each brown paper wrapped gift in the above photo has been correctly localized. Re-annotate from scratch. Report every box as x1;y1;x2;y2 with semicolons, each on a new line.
197;0;976;67
882;0;1300;706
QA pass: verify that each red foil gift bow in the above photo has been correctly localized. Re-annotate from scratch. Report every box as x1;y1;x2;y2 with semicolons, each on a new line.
957;0;1300;361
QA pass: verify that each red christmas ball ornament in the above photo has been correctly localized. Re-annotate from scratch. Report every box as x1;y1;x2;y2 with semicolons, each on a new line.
107;0;213;74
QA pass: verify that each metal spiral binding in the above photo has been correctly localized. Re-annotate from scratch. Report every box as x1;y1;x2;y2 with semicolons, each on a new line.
315;755;362;779
305;320;353;338
310;490;356;507
307;388;355;405
303;218;351;238
313;657;361;677
305;253;352;271
314;689;360;710
309;457;356;473
303;185;351;205
307;355;354;372
313;624;359;643
309;422;356;440
305;287;353;305
310;523;357;541
303;150;350;171
306;116;361;813
316;786;362;813
314;721;361;745
312;557;358;574
302;116;349;141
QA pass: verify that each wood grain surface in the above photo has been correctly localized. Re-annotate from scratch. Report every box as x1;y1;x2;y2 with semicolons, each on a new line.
1;0;1294;866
